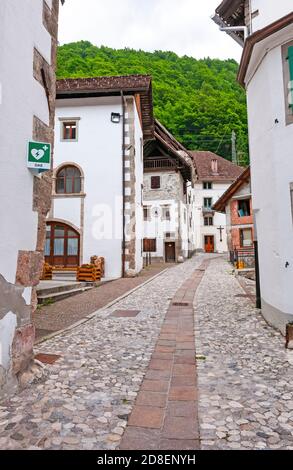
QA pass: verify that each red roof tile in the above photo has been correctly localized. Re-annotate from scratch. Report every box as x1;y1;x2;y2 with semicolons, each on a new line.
191;151;244;182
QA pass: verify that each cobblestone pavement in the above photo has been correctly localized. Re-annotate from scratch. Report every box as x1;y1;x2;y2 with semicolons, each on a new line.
0;256;206;450
195;257;293;450
34;263;171;341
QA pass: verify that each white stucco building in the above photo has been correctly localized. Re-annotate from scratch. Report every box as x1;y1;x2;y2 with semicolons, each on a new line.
143;121;195;263
0;0;62;398
50;76;154;280
213;1;293;333
191;151;243;253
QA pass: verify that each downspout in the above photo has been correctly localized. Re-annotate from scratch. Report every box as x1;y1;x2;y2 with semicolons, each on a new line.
121;91;126;278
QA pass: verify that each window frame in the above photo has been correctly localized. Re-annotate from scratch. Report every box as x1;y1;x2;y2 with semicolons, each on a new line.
59;117;80;142
203;181;213;190
151;176;161;190
56;165;82;195
143;238;157;253
237;199;251;217
203;197;213;209
204;216;214;227
240;228;253;248
282;41;293;126
162;205;171;221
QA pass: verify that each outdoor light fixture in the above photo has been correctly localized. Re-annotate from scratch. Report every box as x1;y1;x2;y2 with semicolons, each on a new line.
111;112;122;124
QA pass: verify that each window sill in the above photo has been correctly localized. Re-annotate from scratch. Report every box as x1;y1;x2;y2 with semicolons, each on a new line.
53;193;86;199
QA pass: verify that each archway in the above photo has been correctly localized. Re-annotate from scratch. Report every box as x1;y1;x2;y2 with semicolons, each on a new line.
45;222;80;268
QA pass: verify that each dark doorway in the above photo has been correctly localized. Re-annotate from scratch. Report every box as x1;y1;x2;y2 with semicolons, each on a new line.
204;235;215;253
45;222;80;267
165;242;176;263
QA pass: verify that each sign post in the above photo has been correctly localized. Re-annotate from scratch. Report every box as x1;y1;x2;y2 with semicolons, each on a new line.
27;141;51;171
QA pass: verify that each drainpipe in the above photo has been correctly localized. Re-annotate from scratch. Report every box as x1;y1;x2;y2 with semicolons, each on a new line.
121;91;126;278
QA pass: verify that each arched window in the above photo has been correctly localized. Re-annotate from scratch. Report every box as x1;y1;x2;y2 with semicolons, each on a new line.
56;166;81;194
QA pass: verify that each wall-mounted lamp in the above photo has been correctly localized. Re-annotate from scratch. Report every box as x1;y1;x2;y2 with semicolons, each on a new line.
111;112;122;124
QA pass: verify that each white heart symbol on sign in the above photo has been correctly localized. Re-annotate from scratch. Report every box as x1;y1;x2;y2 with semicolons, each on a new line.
31;149;45;161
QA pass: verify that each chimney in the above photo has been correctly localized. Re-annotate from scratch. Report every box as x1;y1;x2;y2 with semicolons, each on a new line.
211;158;218;174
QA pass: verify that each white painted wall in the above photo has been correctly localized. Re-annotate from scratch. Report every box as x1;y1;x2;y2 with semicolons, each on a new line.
53;198;82;231
246;41;293;331
0;0;51;284
0;0;53;376
250;1;293;33
54;97;123;279
194;182;231;253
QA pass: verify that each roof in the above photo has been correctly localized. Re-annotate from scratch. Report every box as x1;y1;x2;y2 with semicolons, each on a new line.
213;166;250;212
191;151;243;182
215;0;244;23
56;75;154;141
144;120;195;183
238;11;293;87
213;0;245;44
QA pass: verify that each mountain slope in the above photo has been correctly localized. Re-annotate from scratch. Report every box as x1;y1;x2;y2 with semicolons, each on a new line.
57;41;248;163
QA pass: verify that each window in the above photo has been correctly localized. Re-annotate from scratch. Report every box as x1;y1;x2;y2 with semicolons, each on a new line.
240;228;253;247
61;120;79;141
143;206;150;221
204;198;213;209
143;238;157;252
238;199;251;217
204;216;213;226
165;232;175;239
56;166;82;194
162;205;171;221
203;182;212;190
151;176;161;189
282;41;293;125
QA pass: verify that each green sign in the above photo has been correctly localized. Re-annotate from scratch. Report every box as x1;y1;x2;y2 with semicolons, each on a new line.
27;141;51;170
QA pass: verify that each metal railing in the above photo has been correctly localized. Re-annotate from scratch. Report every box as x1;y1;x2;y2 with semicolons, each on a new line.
230;247;255;269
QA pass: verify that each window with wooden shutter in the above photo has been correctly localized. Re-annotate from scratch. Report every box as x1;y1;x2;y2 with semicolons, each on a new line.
151;176;161;190
143;238;157;252
282;42;293;125
288;46;293;109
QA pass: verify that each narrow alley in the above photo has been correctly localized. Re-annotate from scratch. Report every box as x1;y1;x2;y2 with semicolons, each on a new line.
0;255;292;450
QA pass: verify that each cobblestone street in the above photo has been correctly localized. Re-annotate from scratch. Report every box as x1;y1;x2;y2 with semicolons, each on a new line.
0;256;205;450
195;257;293;450
0;255;293;450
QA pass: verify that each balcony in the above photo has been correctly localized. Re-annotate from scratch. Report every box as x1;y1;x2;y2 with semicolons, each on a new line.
144;158;176;171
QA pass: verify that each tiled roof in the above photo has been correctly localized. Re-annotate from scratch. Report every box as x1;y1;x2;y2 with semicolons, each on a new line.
213;166;251;213
56;75;154;140
191;151;243;182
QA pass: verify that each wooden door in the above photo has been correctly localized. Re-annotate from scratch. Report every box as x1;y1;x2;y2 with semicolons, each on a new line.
204;235;214;253
165;242;176;263
45;222;80;268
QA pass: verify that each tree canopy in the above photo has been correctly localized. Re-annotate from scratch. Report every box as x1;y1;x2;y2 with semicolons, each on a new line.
57;41;249;164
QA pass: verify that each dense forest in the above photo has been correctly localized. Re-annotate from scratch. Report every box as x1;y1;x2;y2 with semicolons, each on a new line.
57;41;249;164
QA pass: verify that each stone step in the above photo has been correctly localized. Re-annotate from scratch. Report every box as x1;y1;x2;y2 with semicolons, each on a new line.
37;286;94;304
37;282;87;297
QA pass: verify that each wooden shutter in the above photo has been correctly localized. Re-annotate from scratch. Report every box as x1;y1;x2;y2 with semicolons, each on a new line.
288;46;293;108
151;176;161;189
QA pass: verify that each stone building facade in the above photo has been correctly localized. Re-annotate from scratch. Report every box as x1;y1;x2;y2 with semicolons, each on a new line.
0;0;62;399
143;120;195;263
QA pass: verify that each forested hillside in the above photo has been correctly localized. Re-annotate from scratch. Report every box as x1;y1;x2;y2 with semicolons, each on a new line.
57;41;248;164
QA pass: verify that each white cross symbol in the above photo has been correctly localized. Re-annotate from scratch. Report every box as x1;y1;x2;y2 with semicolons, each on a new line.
43;145;48;151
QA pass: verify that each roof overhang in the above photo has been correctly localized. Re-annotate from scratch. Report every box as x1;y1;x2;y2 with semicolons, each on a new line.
56;76;154;141
213;0;245;44
144;120;195;183
213;166;250;212
237;12;293;87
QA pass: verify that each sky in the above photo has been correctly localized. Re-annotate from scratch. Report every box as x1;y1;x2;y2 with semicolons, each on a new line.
59;0;242;62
